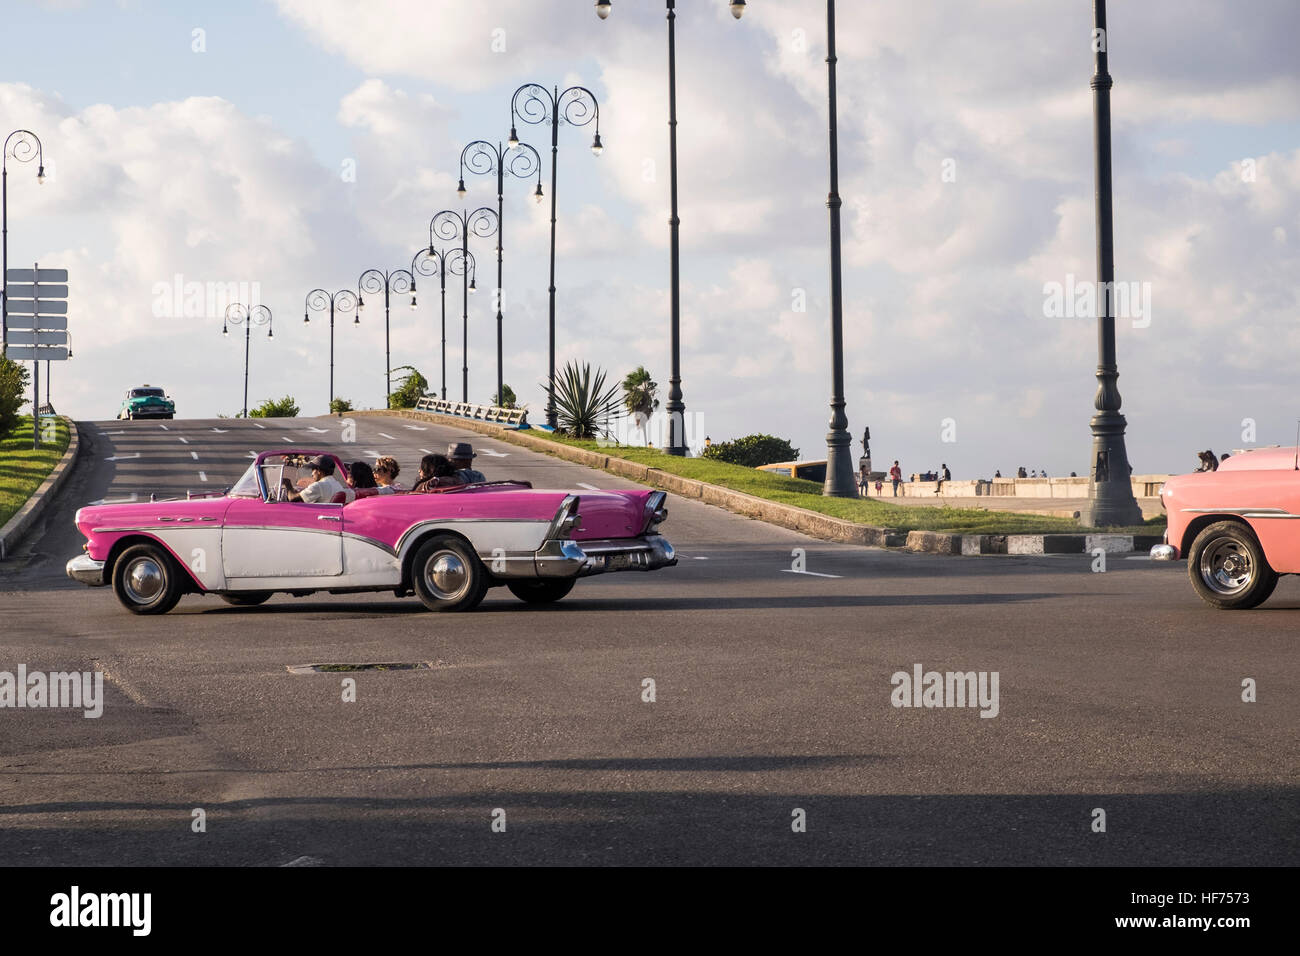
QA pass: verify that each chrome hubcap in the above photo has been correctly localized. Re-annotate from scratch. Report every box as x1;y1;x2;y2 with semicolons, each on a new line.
123;557;165;603
1200;539;1253;595
424;550;467;601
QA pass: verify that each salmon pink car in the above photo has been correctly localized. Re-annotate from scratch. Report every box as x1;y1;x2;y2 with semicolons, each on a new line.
1153;446;1300;609
65;449;675;613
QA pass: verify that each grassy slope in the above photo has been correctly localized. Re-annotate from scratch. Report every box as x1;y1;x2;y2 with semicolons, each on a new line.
522;430;1163;536
0;418;72;527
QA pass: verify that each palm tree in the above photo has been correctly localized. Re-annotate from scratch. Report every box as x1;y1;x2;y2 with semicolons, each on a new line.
621;366;659;446
545;361;622;439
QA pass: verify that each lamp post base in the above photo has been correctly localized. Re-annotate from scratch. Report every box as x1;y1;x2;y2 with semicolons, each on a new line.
1079;411;1143;528
824;427;858;498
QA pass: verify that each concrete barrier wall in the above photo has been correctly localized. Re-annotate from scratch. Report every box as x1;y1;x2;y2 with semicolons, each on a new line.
883;475;1168;499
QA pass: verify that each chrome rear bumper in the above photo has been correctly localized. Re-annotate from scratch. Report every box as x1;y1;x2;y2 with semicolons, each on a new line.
66;553;108;586
534;535;676;578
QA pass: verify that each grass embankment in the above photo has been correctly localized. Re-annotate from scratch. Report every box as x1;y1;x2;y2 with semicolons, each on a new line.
525;431;1163;536
0;418;71;527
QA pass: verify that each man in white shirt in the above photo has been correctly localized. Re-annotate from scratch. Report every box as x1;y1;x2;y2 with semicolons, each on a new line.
283;455;353;503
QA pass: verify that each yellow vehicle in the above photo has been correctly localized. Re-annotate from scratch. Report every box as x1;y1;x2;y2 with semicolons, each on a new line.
756;460;827;483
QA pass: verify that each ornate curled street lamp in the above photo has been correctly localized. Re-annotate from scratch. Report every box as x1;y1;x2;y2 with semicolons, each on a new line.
357;267;415;408
304;287;359;410
596;0;746;456
411;245;475;401
430;208;497;402
509;82;601;428
458;138;543;410
222;303;273;419
2;129;46;355
1080;0;1142;526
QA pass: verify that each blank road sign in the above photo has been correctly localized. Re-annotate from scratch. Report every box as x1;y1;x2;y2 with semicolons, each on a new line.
3;298;68;315
5;346;68;361
7;330;68;346
6;315;68;330
5;268;68;283
3;284;68;299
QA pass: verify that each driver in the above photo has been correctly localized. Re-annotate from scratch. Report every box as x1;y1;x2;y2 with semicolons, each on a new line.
282;455;352;503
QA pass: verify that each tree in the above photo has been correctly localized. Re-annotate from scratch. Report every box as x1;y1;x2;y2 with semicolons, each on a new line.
0;356;32;438
545;361;622;440
249;396;300;418
329;397;353;415
621;366;659;446
701;434;799;468
492;384;517;409
388;366;427;409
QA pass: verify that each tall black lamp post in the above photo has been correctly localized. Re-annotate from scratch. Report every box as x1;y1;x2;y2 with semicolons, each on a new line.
596;0;745;456
508;82;601;428
304;287;359;411
430;208;497;402
222;303;273;418
1080;0;1142;527
2;129;45;355
458;139;543;408
357;267;415;408
411;245;475;401
818;0;856;497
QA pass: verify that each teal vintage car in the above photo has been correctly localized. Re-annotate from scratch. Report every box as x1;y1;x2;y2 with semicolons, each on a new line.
117;385;175;420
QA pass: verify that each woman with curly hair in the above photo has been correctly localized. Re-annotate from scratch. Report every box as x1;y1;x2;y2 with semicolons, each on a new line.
374;456;403;494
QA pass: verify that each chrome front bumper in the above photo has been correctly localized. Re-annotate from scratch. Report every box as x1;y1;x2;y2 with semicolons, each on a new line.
1149;544;1177;561
66;553;108;586
534;535;676;579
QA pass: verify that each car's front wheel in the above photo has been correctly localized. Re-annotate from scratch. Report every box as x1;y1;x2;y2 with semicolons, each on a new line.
506;578;576;605
411;535;487;611
1187;520;1278;610
112;543;183;614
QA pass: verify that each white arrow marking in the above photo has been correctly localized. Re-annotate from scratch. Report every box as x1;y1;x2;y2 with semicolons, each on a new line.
105;453;141;462
403;424;426;431
779;569;843;579
211;427;228;433
190;451;199;460
178;436;189;444
378;432;398;440
199;471;208;482
480;448;509;458
88;493;139;505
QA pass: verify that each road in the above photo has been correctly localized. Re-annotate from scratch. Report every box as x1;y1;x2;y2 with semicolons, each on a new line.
0;414;1295;865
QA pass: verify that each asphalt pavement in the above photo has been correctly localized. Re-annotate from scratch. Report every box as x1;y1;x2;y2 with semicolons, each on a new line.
0;414;1295;865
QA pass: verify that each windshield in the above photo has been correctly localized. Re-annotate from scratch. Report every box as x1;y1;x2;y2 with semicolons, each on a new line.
230;454;320;501
229;462;263;498
131;388;165;398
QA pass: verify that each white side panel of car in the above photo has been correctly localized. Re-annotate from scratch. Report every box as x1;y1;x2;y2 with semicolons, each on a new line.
138;528;227;590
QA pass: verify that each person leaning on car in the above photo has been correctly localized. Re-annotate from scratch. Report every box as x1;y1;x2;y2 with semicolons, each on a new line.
282;455;353;503
449;442;486;483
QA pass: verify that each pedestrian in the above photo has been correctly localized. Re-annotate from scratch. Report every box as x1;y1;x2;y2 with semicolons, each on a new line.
994;469;1001;478
889;460;902;497
935;463;950;496
875;478;883;496
858;463;870;498
1017;466;1027;479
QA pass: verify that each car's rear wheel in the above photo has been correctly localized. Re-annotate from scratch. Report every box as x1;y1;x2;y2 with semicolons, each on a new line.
112;543;183;615
1187;521;1278;610
506;578;576;605
411;535;487;611
220;591;273;607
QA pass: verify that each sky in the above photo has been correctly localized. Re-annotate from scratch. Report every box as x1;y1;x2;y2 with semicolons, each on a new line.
2;0;1298;478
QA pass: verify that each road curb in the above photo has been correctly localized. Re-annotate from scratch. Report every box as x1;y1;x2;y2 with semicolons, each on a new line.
0;417;80;560
358;410;1157;556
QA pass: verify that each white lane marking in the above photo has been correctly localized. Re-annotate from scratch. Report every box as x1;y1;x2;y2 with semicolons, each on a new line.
419;448;433;455
102;430;125;435
159;424;169;430
403;424;426;431
480;447;509;457
281;436;294;442
378;432;397;440
1125;555;1153;561
190;451;199;460
780;569;844;579
211;427;228;433
363;450;382;458
88;493;139;505
281;856;325;867
199;471;208;482
105;453;141;462
178;436;189;444
576;482;601;491
305;426;330;433
691;556;710;560
254;423;265;429
247;451;258;458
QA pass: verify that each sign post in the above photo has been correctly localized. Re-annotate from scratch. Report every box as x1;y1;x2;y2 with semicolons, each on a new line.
5;264;69;448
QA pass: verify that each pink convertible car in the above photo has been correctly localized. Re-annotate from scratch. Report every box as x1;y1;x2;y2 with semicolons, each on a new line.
65;449;675;614
1152;446;1300;609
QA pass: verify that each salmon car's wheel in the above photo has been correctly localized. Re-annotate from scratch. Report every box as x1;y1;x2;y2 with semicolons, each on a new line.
112;543;183;615
1187;521;1278;610
411;535;488;612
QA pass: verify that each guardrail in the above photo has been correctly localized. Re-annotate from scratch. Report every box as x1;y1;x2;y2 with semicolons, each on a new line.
414;396;528;426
